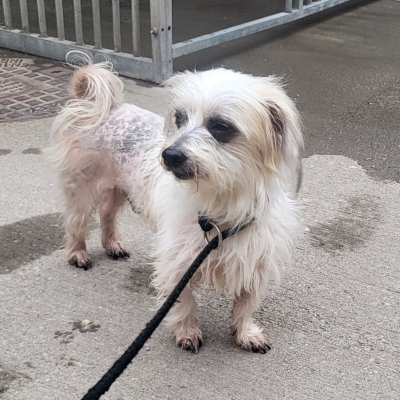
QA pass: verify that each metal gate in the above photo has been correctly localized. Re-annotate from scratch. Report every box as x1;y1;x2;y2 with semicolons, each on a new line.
0;0;350;83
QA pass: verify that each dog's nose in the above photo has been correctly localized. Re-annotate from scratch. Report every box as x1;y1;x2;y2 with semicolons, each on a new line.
162;147;188;169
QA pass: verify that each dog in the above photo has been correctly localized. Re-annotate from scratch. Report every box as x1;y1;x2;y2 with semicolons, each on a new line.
51;55;303;353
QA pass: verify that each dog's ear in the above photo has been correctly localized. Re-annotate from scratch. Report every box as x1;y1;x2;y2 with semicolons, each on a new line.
161;73;190;134
263;86;304;194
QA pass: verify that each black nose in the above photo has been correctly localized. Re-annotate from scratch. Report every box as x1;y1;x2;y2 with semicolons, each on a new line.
162;147;188;169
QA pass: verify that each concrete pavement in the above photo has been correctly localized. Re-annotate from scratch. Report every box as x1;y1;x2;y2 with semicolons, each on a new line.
0;0;399;399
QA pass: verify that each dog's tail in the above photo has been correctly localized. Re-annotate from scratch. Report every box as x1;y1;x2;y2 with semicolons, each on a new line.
51;52;123;141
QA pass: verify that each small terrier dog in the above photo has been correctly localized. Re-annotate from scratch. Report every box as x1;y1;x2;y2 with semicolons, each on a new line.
51;55;303;353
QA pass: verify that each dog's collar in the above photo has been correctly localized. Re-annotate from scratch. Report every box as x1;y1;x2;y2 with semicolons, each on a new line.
198;214;216;233
198;213;254;247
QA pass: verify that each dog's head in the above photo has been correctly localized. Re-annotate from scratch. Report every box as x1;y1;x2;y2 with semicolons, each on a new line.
161;69;303;194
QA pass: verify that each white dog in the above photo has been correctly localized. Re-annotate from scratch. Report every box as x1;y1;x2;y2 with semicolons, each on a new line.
51;56;303;353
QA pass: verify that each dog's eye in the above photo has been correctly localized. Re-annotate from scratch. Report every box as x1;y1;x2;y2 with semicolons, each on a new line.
174;111;186;128
212;122;229;132
207;119;236;143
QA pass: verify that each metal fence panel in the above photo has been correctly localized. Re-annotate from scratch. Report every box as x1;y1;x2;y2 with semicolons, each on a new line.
173;0;351;59
0;29;154;81
0;0;351;83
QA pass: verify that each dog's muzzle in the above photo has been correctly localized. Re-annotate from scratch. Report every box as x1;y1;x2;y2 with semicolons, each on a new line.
162;146;194;180
162;147;187;168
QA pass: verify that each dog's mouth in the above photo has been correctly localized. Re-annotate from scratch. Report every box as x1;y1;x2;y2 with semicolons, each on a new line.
162;164;195;180
171;169;194;180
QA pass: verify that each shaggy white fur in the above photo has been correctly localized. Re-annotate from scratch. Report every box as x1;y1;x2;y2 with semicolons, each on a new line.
51;54;303;353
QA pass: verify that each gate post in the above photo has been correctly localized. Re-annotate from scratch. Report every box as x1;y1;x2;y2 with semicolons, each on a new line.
150;0;173;83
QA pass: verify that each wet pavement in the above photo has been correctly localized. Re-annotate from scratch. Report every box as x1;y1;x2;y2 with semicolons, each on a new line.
0;0;399;399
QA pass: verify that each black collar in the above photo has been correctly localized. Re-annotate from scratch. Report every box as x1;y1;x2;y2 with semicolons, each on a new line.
198;213;255;233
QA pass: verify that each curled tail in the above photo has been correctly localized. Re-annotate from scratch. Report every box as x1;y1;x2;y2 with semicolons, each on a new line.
51;51;123;139
49;52;124;168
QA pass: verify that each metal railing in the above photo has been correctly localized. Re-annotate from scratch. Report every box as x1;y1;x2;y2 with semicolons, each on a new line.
0;0;166;82
0;0;350;83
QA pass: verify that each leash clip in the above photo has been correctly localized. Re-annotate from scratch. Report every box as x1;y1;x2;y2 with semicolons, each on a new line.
198;214;223;248
203;220;223;248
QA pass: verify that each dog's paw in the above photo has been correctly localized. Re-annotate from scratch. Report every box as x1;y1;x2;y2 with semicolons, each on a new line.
105;241;130;260
68;251;92;270
175;327;203;354
247;338;271;354
233;324;271;354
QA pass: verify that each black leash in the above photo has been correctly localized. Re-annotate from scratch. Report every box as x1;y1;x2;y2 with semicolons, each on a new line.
81;218;253;400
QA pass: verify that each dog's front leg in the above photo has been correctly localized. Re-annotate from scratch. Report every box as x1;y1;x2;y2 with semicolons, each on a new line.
100;187;130;259
231;290;271;353
164;285;203;353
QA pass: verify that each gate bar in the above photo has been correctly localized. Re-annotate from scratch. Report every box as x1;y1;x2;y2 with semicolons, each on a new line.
132;0;140;56
73;0;84;45
55;0;65;40
112;0;122;52
19;0;29;33
37;0;47;37
2;0;12;30
150;0;173;83
92;0;102;49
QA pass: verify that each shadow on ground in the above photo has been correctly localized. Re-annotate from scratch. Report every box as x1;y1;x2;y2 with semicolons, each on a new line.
0;213;64;274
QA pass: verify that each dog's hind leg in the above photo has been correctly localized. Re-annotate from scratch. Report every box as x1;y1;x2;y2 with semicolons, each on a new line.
99;187;130;259
231;290;271;354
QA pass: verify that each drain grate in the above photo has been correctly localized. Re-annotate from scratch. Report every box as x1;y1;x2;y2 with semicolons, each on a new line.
0;58;72;122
